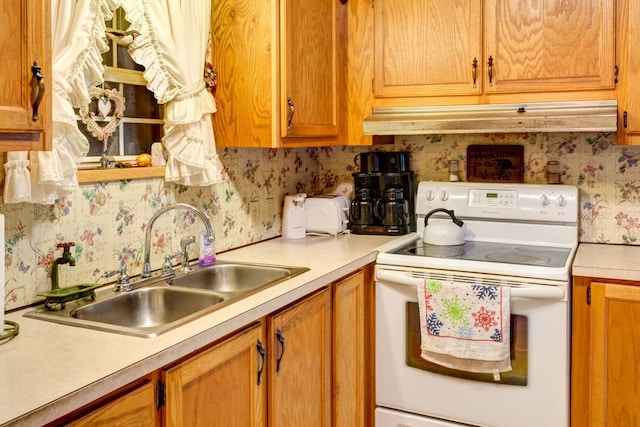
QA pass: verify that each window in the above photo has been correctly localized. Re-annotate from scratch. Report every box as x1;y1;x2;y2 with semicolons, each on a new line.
77;8;163;168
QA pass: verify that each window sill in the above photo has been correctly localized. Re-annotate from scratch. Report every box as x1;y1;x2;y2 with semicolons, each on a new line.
76;166;165;183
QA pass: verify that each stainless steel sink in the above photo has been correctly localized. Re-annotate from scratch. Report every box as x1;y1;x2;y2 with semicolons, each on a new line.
169;262;308;296
25;261;309;338
71;286;226;329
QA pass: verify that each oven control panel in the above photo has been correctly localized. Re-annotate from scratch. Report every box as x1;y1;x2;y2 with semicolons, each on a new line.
468;189;518;208
416;182;578;222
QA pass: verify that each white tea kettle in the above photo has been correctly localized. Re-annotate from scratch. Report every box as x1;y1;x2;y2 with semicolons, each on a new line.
422;208;465;246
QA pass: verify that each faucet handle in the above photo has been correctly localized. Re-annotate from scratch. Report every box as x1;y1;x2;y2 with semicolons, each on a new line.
163;254;179;277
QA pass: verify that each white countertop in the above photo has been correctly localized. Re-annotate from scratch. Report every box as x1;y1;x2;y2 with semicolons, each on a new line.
0;233;406;426
573;243;640;281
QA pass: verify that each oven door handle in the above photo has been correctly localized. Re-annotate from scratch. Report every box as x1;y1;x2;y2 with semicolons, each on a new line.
376;269;565;300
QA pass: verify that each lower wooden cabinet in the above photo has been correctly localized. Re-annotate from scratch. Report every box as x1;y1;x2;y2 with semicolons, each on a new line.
50;264;373;426
268;287;333;426
572;277;640;426
60;376;159;427
163;323;266;426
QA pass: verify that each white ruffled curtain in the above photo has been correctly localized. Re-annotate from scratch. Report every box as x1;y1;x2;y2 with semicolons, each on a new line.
3;0;118;204
120;0;224;186
4;0;223;204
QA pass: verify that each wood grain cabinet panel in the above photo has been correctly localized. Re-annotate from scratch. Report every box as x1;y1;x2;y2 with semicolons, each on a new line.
268;287;333;427
572;277;640;426
0;0;51;151
210;0;347;148
163;323;266;427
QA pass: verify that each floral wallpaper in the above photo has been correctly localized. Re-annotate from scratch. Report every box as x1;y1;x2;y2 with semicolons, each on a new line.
4;132;640;312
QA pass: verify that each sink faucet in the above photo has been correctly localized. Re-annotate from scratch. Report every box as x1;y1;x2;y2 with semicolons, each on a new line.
52;242;76;290
142;203;215;278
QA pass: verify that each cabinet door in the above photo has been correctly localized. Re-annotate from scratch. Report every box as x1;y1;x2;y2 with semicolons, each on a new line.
163;323;266;427
590;282;640;426
280;0;346;140
268;287;332;427
210;0;274;148
373;0;482;97
64;379;158;427
0;0;51;150
484;0;615;94
617;0;640;144
333;268;369;427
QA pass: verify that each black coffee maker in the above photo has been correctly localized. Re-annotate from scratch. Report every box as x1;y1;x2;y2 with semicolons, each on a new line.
350;151;416;235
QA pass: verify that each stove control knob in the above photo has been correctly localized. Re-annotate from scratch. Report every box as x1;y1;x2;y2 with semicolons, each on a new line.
425;190;435;201
539;194;550;206
440;191;449;201
556;195;567;207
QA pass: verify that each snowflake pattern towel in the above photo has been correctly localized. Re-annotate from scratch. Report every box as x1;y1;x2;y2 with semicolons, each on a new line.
417;278;512;376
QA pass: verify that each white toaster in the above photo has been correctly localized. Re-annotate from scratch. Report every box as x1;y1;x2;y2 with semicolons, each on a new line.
305;195;350;235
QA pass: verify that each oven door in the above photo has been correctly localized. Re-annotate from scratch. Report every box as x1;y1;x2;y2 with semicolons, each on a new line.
375;266;569;427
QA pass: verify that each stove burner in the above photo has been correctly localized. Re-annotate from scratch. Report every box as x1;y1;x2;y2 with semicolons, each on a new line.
485;251;551;266
405;245;465;259
390;240;571;268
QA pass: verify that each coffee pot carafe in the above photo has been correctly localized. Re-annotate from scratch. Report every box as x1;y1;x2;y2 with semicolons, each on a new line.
375;187;410;226
351;188;375;226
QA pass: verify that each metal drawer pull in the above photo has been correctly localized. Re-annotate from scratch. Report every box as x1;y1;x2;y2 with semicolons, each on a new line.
256;339;266;385
487;56;494;87
287;96;295;131
472;58;478;88
30;60;45;121
275;328;285;372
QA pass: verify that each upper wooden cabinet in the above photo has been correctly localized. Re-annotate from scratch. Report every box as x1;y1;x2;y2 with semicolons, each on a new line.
373;0;615;99
374;1;482;98
210;0;348;148
484;0;615;94
616;0;640;145
0;0;51;151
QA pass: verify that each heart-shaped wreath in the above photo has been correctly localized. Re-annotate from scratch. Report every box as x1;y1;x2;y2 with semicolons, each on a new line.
80;87;126;145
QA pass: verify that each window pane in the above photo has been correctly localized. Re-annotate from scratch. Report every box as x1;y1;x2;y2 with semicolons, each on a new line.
77;120;121;156
121;84;161;119
122;123;163;155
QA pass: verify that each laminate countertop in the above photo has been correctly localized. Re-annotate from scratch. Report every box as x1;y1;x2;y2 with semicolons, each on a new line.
0;233;413;426
573;243;640;282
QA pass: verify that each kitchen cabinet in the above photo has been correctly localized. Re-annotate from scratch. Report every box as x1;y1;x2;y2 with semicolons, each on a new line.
210;0;348;148
373;1;482;98
333;267;372;427
356;0;615;110
45;264;374;427
0;0;52;151
616;0;640;145
52;376;159;427
268;287;332;426
571;277;640;426
163;323;266;426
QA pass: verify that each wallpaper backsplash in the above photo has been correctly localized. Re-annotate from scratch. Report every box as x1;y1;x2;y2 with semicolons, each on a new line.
4;132;640;311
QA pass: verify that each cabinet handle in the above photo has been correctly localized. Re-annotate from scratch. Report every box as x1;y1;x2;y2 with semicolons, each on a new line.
340;0;348;3
487;56;494;87
472;58;478;88
30;60;45;121
256;339;266;385
275;328;286;372
287;97;295;131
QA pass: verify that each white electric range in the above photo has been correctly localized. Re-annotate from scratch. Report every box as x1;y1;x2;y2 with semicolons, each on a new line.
375;181;578;427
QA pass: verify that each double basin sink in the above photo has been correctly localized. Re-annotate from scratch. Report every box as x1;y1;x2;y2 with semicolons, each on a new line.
26;262;309;338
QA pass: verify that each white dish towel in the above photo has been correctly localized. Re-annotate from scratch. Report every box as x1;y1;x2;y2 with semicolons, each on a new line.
417;277;512;379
